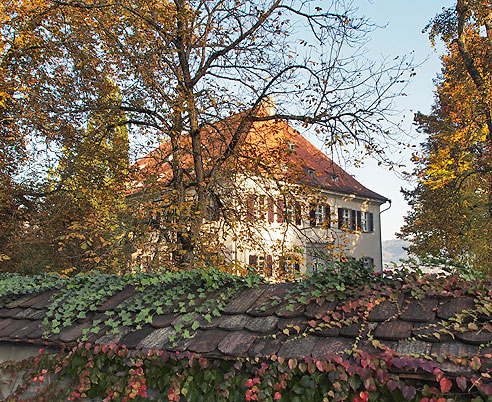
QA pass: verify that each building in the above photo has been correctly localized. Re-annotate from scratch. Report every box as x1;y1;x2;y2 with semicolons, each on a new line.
133;106;389;274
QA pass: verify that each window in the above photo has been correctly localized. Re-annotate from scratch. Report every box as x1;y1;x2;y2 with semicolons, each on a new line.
328;174;338;183
287;140;296;151
307;168;315;178
337;208;374;232
309;203;330;227
306;243;331;273
338;208;352;229
362;256;374;269
248;254;273;276
360;211;374;232
279;257;300;276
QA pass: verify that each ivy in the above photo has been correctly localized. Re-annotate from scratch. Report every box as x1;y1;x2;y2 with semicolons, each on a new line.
3;343;492;401
3;261;492;400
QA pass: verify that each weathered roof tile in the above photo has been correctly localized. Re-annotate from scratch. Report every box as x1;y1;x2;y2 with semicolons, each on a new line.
95;327;131;346
276;317;308;332
276;302;305;318
431;341;478;357
456;329;492;345
246;284;294;317
151;314;174;328
395;340;432;356
58;321;94;343
120;326;155;349
222;287;266;315
17;290;56;309
277;336;317;359
5;295;38;309
339;321;377;339
11;320;38;340
373;320;413;341
171;312;201;328
0;319;33;338
412;322;454;343
305;300;337;319
218;314;250;331
97;286;136;312
187;329;228;354
14;308;45;320
244;316;278;333
248;335;285;358
218;331;257;356
138;327;176;350
314;323;341;337
367;300;399;322
0;308;21;318
437;298;475;320
400;298;437;323
312;337;353;359
26;321;45;340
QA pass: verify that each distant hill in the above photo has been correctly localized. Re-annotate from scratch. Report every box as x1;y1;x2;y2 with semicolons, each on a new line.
383;239;412;266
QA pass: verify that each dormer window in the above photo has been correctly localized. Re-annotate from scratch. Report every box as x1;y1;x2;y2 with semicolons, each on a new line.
329;174;338;183
287;141;296;151
307;168;315;178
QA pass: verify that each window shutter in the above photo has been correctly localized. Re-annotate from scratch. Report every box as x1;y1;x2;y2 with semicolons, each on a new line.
369;212;374;232
268;198;274;223
324;205;330;228
277;198;284;223
356;210;361;230
309;204;316;227
247;195;255;220
249;255;258;266
338;208;343;229
266;255;273;276
351;209;356;231
295;202;302;226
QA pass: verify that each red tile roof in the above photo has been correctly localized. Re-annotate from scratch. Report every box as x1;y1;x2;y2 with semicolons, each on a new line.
133;110;389;203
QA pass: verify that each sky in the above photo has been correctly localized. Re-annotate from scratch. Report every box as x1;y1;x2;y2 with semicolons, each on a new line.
335;0;455;242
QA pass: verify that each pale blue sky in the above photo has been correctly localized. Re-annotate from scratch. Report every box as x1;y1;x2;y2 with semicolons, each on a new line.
343;0;454;241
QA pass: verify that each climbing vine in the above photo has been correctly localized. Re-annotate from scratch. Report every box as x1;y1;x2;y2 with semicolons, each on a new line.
2;261;492;401
3;342;492;401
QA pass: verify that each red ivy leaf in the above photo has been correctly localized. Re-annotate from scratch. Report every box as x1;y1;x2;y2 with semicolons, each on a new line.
386;380;399;392
315;360;327;372
470;356;481;371
456;376;467;391
288;359;297;371
402;385;416;401
440;377;452;394
353;391;369;402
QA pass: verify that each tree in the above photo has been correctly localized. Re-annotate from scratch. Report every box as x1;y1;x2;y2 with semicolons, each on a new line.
1;0;411;272
400;1;492;270
425;0;492;213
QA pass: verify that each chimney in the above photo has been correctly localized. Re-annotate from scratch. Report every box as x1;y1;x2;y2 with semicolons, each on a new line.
260;95;275;116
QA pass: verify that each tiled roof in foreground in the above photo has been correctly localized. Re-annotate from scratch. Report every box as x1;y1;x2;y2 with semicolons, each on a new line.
0;276;491;378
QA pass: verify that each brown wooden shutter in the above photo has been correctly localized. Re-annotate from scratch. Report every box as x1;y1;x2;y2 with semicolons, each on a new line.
338;208;343;229
277;198;284;223
324;205;330;228
350;209;356;230
266;255;273;276
309;203;316;226
268;198;274;223
356;210;361;230
369;212;374;232
247;195;255;220
295;202;302;225
249;255;258;266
